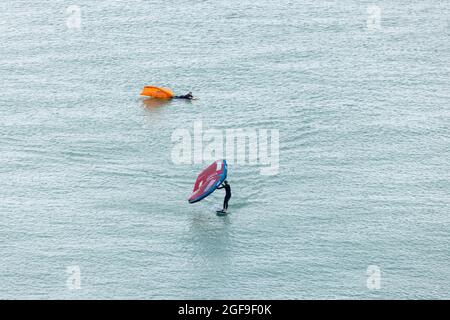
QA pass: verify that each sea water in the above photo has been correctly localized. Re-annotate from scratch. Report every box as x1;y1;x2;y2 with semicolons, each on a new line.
0;0;449;299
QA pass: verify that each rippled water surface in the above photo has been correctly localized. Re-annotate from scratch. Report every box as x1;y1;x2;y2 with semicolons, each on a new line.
1;0;449;299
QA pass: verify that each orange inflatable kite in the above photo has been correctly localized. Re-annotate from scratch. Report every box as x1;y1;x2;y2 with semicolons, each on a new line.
140;86;174;99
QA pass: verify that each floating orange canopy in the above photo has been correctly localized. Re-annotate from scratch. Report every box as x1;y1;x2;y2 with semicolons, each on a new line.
140;86;174;99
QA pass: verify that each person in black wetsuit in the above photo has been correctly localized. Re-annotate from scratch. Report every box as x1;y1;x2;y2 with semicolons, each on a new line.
217;180;231;213
174;92;195;100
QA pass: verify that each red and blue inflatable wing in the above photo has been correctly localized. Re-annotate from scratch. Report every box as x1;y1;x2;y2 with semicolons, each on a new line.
188;160;228;204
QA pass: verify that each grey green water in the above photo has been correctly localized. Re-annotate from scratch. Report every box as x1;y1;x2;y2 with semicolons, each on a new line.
1;0;449;299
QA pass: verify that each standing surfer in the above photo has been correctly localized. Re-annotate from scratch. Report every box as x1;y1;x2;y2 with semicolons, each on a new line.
217;180;231;213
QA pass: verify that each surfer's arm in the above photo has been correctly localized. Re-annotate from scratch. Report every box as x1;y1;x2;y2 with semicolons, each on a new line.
217;185;224;189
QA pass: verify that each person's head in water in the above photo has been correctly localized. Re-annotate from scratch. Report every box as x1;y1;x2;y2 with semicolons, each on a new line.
186;92;193;99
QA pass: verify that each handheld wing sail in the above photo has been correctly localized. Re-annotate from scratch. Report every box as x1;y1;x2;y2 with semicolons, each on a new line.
188;160;227;204
140;86;174;99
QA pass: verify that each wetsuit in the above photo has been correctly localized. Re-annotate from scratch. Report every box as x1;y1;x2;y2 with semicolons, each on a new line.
174;93;193;100
217;183;231;211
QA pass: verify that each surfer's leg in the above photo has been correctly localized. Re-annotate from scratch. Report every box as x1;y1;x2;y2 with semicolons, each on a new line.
223;195;230;211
